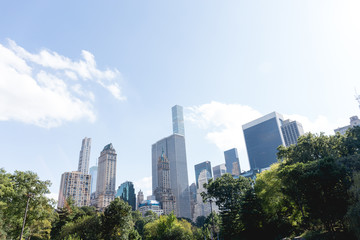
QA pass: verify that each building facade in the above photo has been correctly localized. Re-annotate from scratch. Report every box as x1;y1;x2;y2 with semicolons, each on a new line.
58;171;91;208
193;169;218;222
194;161;212;189
242;112;285;171
154;151;177;215
213;164;226;180
152;105;191;219
138;200;164;216
95;143;117;210
116;181;136;210
334;116;360;135
224;148;241;176
89;166;98;194
152;134;191;218
78;137;91;174
172;105;185;136
137;190;144;210
281;119;304;146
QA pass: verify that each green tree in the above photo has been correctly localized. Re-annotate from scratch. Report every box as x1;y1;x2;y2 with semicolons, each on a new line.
0;169;55;240
345;171;360;238
101;197;135;240
143;213;194;240
202;173;252;239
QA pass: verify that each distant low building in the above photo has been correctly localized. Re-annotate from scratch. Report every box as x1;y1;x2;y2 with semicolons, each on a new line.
334;116;360;135
138;200;164;216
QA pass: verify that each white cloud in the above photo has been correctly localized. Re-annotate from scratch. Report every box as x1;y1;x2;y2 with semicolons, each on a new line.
186;101;344;171
134;176;152;198
0;39;125;128
186;101;262;151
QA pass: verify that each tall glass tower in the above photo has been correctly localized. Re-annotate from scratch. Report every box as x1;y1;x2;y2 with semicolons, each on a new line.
172;105;185;136
242;112;285;171
152;105;191;219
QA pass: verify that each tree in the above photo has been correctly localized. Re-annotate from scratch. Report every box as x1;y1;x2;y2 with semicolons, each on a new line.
202;173;252;239
0;169;55;240
345;171;360;238
101;197;135;240
143;213;194;240
254;163;294;236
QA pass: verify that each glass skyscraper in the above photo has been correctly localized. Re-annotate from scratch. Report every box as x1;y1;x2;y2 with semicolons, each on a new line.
213;163;226;180
116;181;136;211
224;148;241;176
194;161;212;189
172;105;185;136
152;105;191;219
89;166;98;193
242;112;285;171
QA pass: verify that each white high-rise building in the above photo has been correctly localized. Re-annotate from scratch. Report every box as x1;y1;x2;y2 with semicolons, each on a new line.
78;137;91;174
95;143;117;210
58;171;91;208
58;137;92;209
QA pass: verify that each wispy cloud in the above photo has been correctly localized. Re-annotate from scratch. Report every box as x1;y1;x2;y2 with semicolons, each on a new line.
134;176;152;198
186;101;343;169
0;39;126;128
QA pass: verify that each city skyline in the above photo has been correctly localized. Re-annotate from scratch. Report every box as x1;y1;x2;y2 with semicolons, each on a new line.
1;1;360;202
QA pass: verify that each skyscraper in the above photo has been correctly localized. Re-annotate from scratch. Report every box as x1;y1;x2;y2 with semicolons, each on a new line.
89;165;98;194
137;190;144;210
281;119;304;146
172;105;185;136
242;112;285;171
152;105;191;219
58;171;91;208
96;143;117;210
212;164;226;180
58;137;92;209
224;148;241;176
78;137;91;174
193;169;218;222
194;161;212;189
116;181;136;210
154;151;176;215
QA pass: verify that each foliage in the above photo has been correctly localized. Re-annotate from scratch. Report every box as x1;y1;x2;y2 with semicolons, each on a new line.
345;171;360;239
0;169;55;240
101;197;135;240
202;173;252;239
143;213;194;240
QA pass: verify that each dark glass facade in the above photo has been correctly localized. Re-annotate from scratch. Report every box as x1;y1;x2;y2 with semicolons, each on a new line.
243;112;285;170
224;148;241;176
116;181;136;211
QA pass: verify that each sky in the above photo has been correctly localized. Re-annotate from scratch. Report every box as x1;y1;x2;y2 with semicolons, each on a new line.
1;0;360;201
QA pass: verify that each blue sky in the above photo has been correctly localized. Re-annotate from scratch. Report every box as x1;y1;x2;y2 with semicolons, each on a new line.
1;0;360;200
